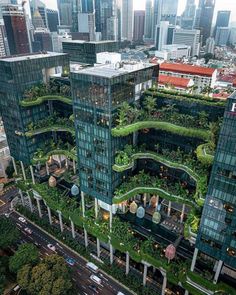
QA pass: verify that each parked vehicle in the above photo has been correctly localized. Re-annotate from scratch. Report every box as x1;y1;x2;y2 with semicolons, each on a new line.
86;262;98;273
47;244;56;251
90;275;101;285
66;257;75;266
18;217;26;223
24;227;32;234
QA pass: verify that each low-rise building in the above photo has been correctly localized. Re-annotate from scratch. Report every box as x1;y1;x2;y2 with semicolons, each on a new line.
158;74;194;92
155;44;191;61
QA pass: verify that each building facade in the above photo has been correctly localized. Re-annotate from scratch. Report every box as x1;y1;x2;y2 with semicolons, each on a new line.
57;0;73;27
121;0;133;41
215;27;230;47
181;0;196;29
173;29;200;57
214;10;231;37
133;10;145;43
144;0;152;42
46;9;59;32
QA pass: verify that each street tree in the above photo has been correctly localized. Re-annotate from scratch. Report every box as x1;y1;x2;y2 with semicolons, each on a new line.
17;254;72;295
9;243;39;273
0;217;20;249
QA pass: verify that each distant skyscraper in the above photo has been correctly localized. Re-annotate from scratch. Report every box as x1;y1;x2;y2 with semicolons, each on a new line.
81;0;94;13
99;0;118;41
33;29;53;52
214;11;230;37
133;10;145;43
215;27;230;46
173;28;200;56
121;0;133;41
46;9;59;32
144;0;152;41
155;21;174;50
2;5;30;55
32;9;45;29
57;0;73;27
30;0;47;28
205;37;215;54
0;20;6;56
159;0;178;25
181;0;196;29
196;0;215;45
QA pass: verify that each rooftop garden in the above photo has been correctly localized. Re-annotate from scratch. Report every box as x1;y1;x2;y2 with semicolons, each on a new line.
20;82;71;106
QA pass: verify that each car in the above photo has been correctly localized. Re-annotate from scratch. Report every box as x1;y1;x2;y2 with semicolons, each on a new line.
4;213;10;218
24;227;32;234
65;257;75;266
34;242;40;247
18;217;26;223
47;244;56;251
90;275;101;285
88;285;99;294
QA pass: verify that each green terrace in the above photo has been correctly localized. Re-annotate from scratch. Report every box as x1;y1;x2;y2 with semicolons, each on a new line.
25;126;75;137
196;144;214;166
145;88;227;107
16;181;235;295
32;147;77;164
20;95;72;107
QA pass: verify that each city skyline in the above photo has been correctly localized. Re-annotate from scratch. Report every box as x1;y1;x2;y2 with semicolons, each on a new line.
40;0;236;23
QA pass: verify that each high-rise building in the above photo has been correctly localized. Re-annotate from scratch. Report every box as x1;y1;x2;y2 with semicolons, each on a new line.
205;37;215;54
32;9;45;29
46;9;59;33
173;28;201;57
30;0;48;28
213;11;231;37
155;21;174;50
33;29;53;52
181;0;196;29
121;0;133;41
144;0;153;42
133;10;145;43
195;93;236;279
159;0;178;25
57;0;73;27
215;27;230;47
196;0;215;45
99;0;118;41
2;4;30;55
0;19;8;56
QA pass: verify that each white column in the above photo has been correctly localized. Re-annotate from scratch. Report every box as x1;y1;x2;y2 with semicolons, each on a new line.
71;219;75;239
20;161;26;181
12;157;17;175
30;165;35;184
126;252;130;275
46;162;49;175
156;195;159;211
109;243;114;264
213;260;223;284
27;192;33;212
109;205;112;232
95;198;98;219
167;200;171;217
143;193;147;208
65;157;68;169
58;211;64;232
19;189;25;206
191;248;199;271
162;273;167;295
180;203;185;223
36;198;42;218
81;191;85;217
47;206;52;225
184;290;189;295
84;228;88;247
72;159;76;174
58;155;62;168
143;263;148;286
96;238;100;258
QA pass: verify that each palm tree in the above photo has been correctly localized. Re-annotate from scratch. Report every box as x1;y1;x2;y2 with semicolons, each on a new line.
116;102;132;126
143;96;156;117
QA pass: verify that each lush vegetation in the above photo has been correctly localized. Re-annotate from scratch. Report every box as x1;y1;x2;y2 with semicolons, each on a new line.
9;243;39;273
20;95;72;107
0;217;20;249
17;254;73;295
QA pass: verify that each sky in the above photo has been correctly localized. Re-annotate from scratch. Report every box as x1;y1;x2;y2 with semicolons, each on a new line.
40;0;236;23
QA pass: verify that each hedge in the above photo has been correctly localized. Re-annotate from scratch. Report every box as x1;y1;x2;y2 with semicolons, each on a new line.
19;95;72;107
25;126;75;137
196;144;214;166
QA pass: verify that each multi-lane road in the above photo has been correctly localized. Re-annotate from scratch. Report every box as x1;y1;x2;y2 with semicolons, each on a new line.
9;210;133;295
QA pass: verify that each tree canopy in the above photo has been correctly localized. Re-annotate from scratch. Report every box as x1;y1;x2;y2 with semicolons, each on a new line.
9;243;39;273
0;217;20;249
17;254;72;295
0;257;8;295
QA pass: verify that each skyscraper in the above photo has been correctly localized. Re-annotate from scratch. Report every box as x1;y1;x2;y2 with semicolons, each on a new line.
46;9;59;32
144;0;152;41
99;0;118;41
133;10;145;43
2;4;30;55
121;0;133;41
30;0;48;28
215;27;230;46
214;11;231;37
159;0;178;25
173;29;201;56
32;9;45;29
57;0;73;27
181;0;196;29
196;0;215;45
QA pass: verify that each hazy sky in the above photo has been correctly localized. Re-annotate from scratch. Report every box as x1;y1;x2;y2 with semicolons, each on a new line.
41;0;236;23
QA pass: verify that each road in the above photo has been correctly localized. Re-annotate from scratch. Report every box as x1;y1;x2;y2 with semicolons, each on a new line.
9;210;133;295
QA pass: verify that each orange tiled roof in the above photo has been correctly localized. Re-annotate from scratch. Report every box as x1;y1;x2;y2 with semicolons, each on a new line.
158;74;191;88
159;63;216;77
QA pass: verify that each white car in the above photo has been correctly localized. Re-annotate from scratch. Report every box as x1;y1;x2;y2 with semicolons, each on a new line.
18;217;26;223
47;244;56;251
90;275;101;285
24;227;32;234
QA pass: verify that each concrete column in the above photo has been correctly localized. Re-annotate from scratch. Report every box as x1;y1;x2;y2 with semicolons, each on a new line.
162;273;167;295
184;290;189;295
58;211;64;232
143;263;148;286
96;238;100;258
190;248;198;271
213;260;223;284
72;159;76;174
180;203;185;223
156;195;159;211
126;252;130;275
95;198;98;219
167;200;171;217
47;206;52;225
45;162;49;175
19;189;25;206
30;165;35;184
27;192;33;212
109;205;112;232
58;155;62;168
20;161;26;181
143;193;147;208
12;157;18;175
65;157;68;169
109;243;113;265
36;198;42;218
1;161;7;180
71;219;75;239
81;191;85;217
84;228;88;247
